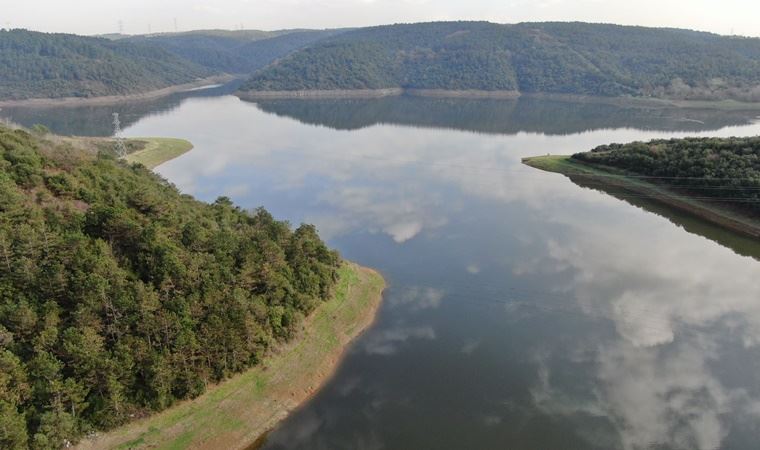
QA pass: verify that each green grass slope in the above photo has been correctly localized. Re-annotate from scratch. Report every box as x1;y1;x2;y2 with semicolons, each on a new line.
123;138;193;169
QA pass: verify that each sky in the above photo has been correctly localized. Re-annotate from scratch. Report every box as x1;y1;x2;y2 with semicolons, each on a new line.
2;0;760;37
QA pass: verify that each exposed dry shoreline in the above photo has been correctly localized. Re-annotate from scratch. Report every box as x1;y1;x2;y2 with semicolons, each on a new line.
237;88;405;99
406;89;521;99
75;262;386;450
0;75;236;108
237;88;760;108
237;88;521;100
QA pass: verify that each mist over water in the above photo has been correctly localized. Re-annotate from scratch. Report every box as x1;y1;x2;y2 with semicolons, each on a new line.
15;89;760;449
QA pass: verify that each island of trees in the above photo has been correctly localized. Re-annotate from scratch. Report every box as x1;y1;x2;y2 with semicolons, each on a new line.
0;125;345;448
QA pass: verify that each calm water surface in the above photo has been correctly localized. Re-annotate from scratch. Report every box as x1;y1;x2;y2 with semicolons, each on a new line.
7;90;760;450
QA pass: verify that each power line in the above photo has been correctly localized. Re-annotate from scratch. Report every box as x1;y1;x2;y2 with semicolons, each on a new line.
112;113;127;158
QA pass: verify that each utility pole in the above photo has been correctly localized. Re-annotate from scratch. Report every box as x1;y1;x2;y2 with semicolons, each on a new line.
118;20;124;34
112;113;127;159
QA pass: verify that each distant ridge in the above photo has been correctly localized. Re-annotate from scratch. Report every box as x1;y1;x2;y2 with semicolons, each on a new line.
238;21;760;101
124;28;347;74
0;29;212;101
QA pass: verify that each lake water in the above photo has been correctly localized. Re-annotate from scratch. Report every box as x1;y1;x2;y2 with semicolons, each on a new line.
5;88;760;450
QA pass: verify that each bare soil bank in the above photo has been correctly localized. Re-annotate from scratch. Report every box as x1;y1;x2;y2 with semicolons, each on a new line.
237;88;405;99
0;75;236;108
238;88;760;108
237;88;521;100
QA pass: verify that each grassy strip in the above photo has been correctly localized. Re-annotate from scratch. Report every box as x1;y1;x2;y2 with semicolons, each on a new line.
76;262;385;450
523;155;760;238
124;137;194;169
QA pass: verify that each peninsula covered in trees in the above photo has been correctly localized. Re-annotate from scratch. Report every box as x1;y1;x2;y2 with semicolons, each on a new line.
524;137;760;237
0;125;357;448
239;21;760;100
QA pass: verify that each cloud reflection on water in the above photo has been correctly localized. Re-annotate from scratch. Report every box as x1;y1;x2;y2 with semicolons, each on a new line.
122;96;760;449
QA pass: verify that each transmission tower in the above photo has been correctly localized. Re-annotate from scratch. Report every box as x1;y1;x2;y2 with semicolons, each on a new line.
112;113;127;158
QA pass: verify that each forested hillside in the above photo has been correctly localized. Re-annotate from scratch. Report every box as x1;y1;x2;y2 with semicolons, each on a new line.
240;21;760;100
126;29;345;74
0;126;340;448
572;137;760;214
0;30;212;100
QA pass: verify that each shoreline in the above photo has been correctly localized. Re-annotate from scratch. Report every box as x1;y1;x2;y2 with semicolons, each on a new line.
75;262;386;450
0;75;236;108
237;88;521;100
237;88;405;99
523;155;760;239
237;88;760;108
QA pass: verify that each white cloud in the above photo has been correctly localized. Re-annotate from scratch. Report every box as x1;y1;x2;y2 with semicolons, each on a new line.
363;326;436;355
390;286;445;310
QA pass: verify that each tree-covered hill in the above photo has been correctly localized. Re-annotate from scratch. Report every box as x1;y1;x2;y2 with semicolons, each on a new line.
126;29;346;74
0;30;213;101
572;137;760;214
239;21;760;100
0;125;341;448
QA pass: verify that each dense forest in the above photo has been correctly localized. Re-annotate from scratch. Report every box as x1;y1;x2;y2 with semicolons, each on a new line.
7;22;760;102
0;30;214;100
240;21;760;100
125;29;344;74
0;125;341;448
572;137;760;214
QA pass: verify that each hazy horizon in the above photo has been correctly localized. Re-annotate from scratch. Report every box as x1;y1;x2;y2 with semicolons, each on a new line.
4;0;760;38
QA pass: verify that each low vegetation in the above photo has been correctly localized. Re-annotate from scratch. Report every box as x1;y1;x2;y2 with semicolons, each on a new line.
0;125;342;448
124;138;193;169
